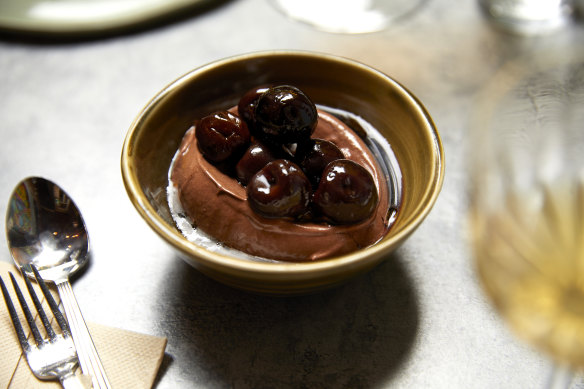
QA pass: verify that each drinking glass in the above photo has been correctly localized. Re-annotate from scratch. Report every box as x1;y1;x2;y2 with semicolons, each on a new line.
478;0;574;34
468;51;584;387
269;0;426;33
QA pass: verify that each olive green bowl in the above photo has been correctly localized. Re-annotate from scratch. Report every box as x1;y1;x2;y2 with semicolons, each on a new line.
121;51;444;295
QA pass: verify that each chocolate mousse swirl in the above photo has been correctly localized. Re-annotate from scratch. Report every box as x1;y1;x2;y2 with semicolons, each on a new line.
170;110;390;262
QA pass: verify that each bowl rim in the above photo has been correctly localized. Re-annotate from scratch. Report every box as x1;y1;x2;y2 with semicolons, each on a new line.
121;49;444;276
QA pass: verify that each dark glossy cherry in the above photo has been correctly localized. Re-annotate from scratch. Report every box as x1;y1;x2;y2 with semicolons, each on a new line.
237;85;271;131
235;141;277;185
297;138;345;187
254;85;317;145
195;111;250;163
313;159;378;224
247;159;311;219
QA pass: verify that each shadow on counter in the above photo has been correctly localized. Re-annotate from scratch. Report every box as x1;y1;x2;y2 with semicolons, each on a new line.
154;252;420;388
0;0;234;45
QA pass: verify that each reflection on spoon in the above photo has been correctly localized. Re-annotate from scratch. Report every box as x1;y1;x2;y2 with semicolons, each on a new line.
6;176;111;389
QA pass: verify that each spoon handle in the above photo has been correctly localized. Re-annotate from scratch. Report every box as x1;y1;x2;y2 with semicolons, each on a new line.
57;280;112;389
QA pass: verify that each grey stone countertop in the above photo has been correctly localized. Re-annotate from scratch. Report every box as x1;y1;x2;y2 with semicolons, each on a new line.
1;0;583;387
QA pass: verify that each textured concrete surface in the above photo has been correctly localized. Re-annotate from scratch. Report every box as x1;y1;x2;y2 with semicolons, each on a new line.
1;0;583;387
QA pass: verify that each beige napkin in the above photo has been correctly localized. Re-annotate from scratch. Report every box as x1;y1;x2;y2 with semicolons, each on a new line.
0;261;167;389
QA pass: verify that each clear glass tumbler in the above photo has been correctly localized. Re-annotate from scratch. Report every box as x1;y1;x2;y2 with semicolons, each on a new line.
469;50;584;387
478;0;574;34
269;0;427;34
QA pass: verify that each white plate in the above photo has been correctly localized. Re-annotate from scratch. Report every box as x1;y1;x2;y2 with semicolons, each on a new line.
0;0;215;36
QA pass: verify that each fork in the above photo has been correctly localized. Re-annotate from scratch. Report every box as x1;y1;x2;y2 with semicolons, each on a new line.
0;267;90;389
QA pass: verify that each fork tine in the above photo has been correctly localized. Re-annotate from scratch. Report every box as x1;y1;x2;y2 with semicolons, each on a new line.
31;265;71;337
20;267;57;341
0;275;30;352
9;272;45;346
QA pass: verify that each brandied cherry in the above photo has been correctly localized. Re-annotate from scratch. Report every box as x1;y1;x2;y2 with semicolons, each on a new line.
195;111;250;163
235;141;277;185
297;138;345;187
237;85;271;131
313;159;378;224
254;85;317;145
247;159;311;219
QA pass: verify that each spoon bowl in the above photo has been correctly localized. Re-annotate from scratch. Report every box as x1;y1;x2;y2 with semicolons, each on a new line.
6;176;89;282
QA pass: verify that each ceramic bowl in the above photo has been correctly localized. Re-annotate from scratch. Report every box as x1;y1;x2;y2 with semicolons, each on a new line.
121;51;444;295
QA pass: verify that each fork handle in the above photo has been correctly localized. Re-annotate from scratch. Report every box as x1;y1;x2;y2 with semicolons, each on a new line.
58;280;112;389
61;372;93;389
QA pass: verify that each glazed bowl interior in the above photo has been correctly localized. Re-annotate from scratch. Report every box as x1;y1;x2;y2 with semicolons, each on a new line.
122;51;444;294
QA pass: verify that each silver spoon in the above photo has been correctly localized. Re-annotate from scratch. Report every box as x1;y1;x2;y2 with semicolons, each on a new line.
6;176;111;389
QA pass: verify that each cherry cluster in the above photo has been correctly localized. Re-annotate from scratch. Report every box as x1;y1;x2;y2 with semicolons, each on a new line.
194;84;378;224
